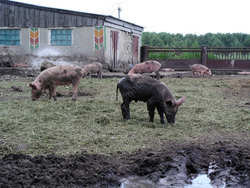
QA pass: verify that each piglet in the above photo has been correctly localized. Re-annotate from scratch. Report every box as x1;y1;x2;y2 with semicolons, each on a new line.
29;65;86;101
128;60;162;80
84;62;103;79
189;64;212;78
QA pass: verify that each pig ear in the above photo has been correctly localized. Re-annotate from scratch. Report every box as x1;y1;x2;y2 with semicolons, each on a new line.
29;83;37;90
176;97;186;107
166;100;174;106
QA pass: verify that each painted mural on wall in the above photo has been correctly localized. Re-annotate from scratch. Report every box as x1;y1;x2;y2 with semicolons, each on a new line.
30;28;40;53
94;26;106;51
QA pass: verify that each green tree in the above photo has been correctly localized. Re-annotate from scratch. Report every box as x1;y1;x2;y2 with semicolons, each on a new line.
141;32;250;48
209;35;224;47
141;32;152;46
158;32;174;47
243;36;250;47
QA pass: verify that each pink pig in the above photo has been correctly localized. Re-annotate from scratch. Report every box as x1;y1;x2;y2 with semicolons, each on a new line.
128;60;162;80
84;62;103;79
29;65;86;101
160;68;175;72
189;64;212;78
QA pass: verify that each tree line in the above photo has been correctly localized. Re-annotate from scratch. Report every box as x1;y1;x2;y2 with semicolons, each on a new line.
142;32;250;48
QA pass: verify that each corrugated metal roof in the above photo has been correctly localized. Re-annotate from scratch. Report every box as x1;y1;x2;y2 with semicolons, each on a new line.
0;0;143;33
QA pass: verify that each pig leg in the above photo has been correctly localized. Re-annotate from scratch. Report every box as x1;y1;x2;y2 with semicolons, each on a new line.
48;85;57;101
191;71;195;78
155;71;161;80
147;102;155;122
156;104;165;124
52;86;57;101
86;72;91;78
121;102;131;120
98;71;102;79
71;84;79;101
147;97;158;122
121;98;131;120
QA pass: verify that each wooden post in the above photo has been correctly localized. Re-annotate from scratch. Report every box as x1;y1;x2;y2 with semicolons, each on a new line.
140;45;149;62
201;45;208;66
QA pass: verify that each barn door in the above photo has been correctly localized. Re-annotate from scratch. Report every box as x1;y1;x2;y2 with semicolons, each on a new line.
111;31;119;67
132;36;139;64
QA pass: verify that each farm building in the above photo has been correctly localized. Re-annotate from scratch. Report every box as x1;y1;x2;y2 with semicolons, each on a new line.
0;0;144;70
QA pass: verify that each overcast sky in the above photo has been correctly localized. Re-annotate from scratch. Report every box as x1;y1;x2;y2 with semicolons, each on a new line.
11;0;250;35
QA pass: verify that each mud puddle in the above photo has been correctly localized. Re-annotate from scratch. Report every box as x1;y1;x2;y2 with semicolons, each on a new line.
121;174;223;188
121;168;226;188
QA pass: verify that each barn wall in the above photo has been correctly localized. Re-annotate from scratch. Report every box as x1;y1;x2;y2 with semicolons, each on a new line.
0;1;143;70
0;26;105;68
104;27;141;69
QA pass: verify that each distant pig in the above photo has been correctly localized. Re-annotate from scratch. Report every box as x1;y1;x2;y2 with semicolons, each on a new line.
237;72;250;75
116;74;186;124
29;65;86;101
189;64;212;78
160;68;175;72
128;60;162;80
84;62;102;79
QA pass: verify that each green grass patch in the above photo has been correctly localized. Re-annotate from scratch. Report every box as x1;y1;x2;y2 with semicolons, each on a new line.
0;77;249;157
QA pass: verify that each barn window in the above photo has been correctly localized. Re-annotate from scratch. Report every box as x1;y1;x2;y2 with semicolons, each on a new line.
51;29;72;46
0;29;20;46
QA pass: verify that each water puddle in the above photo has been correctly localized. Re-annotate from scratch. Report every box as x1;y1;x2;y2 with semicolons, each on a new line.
186;174;213;188
121;162;226;188
121;174;226;188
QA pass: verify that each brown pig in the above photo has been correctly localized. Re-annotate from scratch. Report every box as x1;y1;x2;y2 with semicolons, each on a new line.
29;65;86;101
128;60;162;80
189;64;212;78
84;62;102;79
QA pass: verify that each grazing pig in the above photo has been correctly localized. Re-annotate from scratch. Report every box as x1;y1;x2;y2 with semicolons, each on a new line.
189;64;212;78
29;65;86;101
116;74;186;124
84;62;102;79
128;60;162;80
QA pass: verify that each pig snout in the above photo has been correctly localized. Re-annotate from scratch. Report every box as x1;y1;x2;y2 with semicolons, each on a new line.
207;69;212;76
166;114;175;124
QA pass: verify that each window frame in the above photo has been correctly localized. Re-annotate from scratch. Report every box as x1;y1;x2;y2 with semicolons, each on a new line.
49;28;73;46
0;29;21;46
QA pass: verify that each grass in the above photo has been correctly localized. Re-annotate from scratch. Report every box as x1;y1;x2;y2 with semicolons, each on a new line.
0;76;249;157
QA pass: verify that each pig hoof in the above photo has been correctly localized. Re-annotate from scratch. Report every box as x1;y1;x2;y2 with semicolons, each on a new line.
71;98;77;101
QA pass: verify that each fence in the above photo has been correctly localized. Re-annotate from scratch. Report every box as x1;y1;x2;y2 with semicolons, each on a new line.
141;46;250;71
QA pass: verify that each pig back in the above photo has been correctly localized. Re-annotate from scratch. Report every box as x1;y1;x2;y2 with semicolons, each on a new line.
35;65;85;85
122;75;166;102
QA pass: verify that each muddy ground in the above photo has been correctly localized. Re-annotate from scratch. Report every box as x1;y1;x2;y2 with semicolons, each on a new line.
0;74;249;188
0;141;249;187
